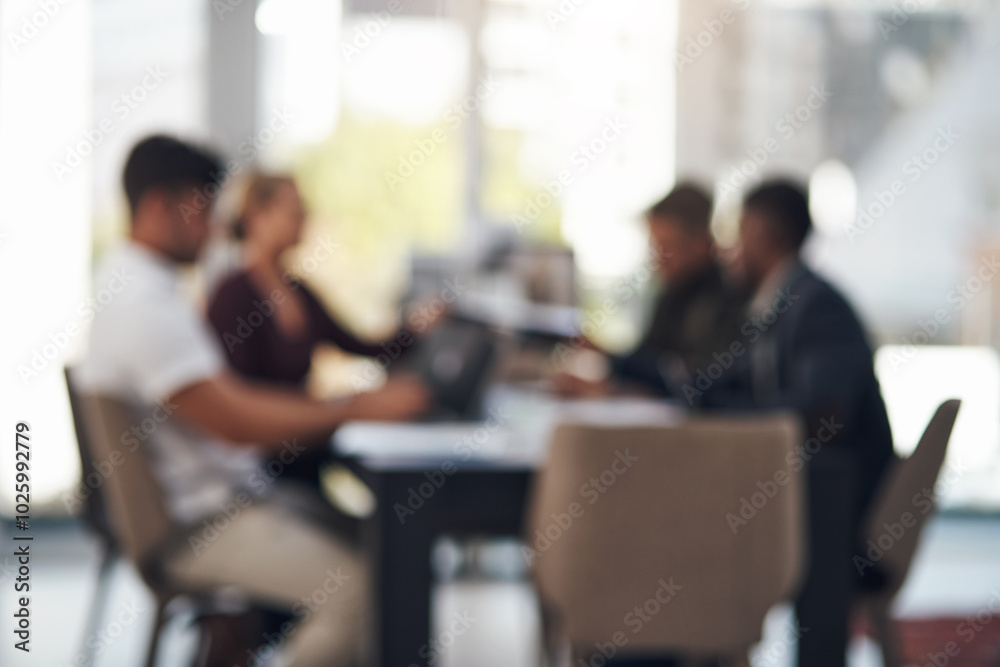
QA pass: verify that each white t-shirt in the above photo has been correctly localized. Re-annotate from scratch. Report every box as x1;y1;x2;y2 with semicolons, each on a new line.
76;241;261;524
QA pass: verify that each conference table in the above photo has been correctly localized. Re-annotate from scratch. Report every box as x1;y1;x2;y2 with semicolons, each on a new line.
331;387;683;667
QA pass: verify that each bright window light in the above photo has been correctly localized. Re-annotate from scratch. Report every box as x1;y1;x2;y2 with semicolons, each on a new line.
875;345;1000;509
809;159;857;236
0;0;93;515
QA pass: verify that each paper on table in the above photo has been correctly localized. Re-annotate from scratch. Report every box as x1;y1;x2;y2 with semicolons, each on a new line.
334;422;518;460
333;393;684;466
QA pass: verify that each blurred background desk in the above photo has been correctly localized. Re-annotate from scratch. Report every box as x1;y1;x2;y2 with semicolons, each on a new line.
332;389;682;667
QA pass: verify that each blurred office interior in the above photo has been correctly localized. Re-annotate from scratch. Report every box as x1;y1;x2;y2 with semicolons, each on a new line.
2;0;1000;665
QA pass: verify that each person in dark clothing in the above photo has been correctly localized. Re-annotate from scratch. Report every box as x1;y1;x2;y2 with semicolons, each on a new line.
694;180;895;667
210;260;410;387
556;183;747;397
208;173;412;389
207;173;426;538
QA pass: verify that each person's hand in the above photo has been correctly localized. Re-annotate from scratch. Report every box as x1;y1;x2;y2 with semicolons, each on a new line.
550;372;611;399
349;376;431;421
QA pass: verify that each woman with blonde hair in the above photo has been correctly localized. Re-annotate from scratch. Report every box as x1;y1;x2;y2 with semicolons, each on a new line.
207;173;425;542
209;173;410;386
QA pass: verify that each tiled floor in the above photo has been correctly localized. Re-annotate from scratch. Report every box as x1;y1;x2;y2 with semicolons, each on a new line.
1;514;998;667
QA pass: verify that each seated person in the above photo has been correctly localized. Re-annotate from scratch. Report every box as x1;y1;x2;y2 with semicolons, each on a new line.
207;173;430;501
76;135;429;667
557;183;746;396
208;172;415;388
698;180;895;667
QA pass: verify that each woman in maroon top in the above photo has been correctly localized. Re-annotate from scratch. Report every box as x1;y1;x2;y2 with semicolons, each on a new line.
208;173;407;388
207;174;417;534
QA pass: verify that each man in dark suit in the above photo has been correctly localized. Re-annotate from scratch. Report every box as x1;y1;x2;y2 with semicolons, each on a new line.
697;180;895;667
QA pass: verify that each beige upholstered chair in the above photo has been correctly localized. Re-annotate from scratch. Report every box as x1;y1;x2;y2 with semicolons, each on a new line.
527;414;806;665
68;376;261;667
76;394;176;579
64;369;122;667
858;399;961;667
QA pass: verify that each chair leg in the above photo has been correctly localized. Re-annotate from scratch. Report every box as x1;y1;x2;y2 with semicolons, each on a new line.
145;600;167;667
190;616;213;667
80;546;118;664
868;600;899;667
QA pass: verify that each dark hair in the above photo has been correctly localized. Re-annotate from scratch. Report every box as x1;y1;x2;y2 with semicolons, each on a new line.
646;183;713;235
123;135;222;217
743;180;813;251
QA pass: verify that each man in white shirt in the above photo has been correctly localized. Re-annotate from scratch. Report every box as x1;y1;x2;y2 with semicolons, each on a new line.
76;135;429;667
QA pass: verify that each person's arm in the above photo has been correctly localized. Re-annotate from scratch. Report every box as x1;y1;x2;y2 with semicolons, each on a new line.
609;346;675;395
303;285;408;357
605;287;680;395
169;373;430;451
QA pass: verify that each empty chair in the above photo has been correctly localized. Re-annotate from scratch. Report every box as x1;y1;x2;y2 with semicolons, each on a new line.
527;414;805;665
857;399;962;667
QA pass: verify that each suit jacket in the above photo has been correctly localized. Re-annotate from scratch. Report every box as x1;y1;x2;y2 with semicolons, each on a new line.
698;262;895;519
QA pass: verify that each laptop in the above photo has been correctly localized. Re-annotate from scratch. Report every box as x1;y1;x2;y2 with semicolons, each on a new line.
403;315;500;420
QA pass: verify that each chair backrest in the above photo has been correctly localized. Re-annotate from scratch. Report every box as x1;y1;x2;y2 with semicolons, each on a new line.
71;385;175;582
64;369;117;545
863;399;961;594
527;413;805;657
